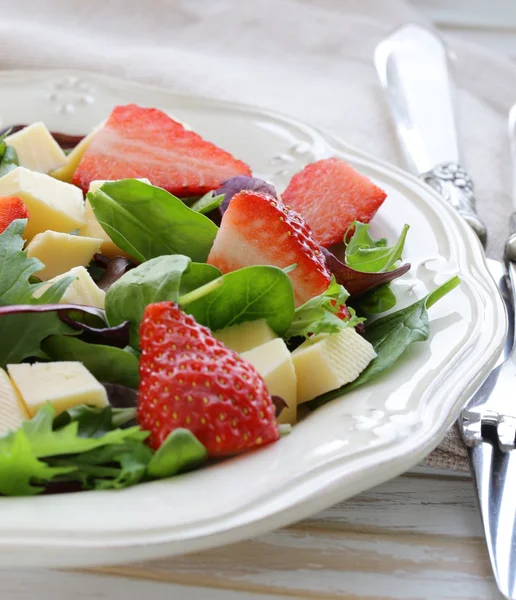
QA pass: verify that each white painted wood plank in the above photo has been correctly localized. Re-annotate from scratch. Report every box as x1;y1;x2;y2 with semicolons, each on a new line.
307;474;483;537
0;569;296;600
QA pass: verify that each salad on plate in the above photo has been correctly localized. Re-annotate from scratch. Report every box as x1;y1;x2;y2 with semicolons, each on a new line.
0;104;459;496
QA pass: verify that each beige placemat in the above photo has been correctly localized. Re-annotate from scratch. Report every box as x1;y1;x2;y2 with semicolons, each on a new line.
1;0;514;471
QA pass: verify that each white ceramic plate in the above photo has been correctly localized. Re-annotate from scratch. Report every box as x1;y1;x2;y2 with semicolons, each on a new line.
0;70;506;568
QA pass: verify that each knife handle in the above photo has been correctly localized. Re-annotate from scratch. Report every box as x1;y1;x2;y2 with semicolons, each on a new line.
421;162;487;246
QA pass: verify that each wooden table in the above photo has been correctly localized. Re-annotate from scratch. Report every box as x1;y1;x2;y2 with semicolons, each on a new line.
0;470;502;599
2;3;513;599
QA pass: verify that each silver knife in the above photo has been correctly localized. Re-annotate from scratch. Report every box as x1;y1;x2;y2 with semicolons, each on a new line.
375;23;514;598
374;23;487;246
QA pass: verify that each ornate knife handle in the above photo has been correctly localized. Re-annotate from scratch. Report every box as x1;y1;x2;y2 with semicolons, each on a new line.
421;162;487;247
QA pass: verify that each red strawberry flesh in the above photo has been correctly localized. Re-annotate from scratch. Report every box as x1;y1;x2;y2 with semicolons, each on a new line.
137;301;279;457
207;190;331;306
0;196;29;234
281;157;387;248
72;104;252;197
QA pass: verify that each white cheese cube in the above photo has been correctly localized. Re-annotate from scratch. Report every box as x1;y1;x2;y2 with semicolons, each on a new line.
213;319;277;353
26;231;102;280
0;167;85;240
292;328;376;404
78;178;150;259
5;122;67;174
50;122;104;183
242;338;297;425
0;368;29;435
7;362;108;418
33;266;105;309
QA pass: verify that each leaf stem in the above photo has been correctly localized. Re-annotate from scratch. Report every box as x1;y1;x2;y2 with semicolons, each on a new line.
178;277;224;307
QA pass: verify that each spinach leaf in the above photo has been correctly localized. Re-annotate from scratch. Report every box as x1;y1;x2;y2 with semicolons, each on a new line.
309;276;460;408
147;429;207;478
42;335;140;389
189;191;224;215
53;405;137;438
355;284;397;315
88;180;218;263
183;265;295;336
105;255;221;347
0;129;19;178
345;222;409;273
285;277;364;340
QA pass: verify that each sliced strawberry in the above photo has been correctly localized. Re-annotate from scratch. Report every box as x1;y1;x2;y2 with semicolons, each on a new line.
281;158;387;248
207;190;331;306
137;301;279;457
0;196;29;234
72;104;251;197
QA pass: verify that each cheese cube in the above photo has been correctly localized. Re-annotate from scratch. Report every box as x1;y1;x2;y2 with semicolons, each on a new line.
4;122;67;174
33;266;105;309
242;339;297;425
50;122;103;183
78;178;150;259
213;319;277;353
292;328;376;404
0;167;85;240
7;362;108;418
0;368;29;435
26;231;102;280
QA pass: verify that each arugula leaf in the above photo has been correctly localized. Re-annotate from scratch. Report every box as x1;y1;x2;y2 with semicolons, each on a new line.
48;440;153;491
88;180;218;263
105;255;221;347
355;284;397;315
0;430;73;496
0;129;19;178
42;335;140;388
183;265;295;336
308;276;460;409
147;429;208;478
53;404;136;437
345;222;410;273
189;191;225;215
0;219;75;366
0;404;147;496
285;277;364;339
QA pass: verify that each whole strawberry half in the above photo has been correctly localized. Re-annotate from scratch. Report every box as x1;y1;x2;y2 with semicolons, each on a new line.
137;301;279;457
207;190;331;306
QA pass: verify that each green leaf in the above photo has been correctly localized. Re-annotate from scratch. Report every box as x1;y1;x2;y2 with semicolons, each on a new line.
355;284;397;315
105;254;221;348
0;219;74;366
183;265;295;336
88;180;218;263
345;222;410;273
309;276;460;408
0;430;73;496
285;277;363;340
48;440;153;491
42;335;141;388
147;429;207;478
0;403;146;459
53;404;137;438
189;191;224;215
0;131;19;178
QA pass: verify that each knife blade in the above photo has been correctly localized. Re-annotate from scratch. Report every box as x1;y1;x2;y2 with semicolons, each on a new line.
374;23;487;245
375;23;513;598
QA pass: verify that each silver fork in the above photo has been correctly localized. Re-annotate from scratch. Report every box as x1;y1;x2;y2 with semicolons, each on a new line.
375;23;514;599
459;107;516;599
